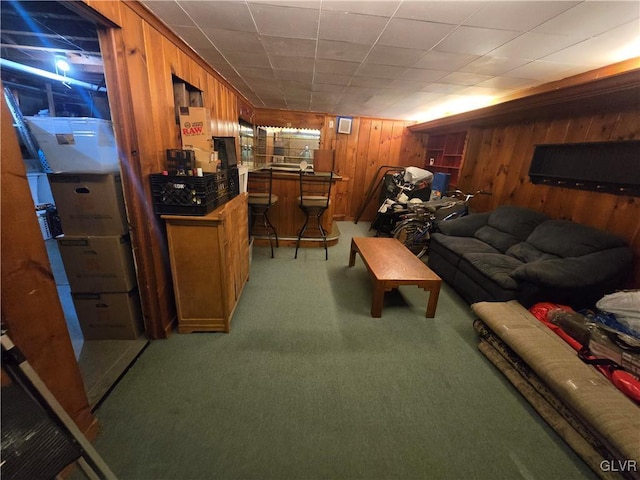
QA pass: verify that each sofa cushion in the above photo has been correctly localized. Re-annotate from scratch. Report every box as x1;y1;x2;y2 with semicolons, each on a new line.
526;220;628;258
474;226;521;253
459;253;523;290
430;233;499;266
506;242;560;263
487;206;549;241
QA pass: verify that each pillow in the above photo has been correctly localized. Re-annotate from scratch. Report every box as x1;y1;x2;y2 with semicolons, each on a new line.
526;220;627;257
488;206;549;241
474;226;521;253
506;242;559;263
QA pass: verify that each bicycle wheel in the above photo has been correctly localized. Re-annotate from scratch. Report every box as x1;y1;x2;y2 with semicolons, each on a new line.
393;221;430;258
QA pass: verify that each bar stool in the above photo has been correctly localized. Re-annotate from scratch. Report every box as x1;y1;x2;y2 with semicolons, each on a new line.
295;170;334;260
248;169;279;258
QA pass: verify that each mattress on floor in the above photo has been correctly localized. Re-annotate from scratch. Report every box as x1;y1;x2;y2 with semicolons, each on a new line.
472;300;640;471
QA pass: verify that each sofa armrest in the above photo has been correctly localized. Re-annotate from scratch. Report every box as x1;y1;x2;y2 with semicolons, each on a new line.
436;212;490;237
510;248;633;288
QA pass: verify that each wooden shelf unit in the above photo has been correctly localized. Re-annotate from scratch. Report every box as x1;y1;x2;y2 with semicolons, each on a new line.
425;131;467;187
162;194;250;333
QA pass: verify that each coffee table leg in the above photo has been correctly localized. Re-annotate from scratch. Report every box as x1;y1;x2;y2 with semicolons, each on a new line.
348;241;357;267
371;282;385;318
425;282;441;318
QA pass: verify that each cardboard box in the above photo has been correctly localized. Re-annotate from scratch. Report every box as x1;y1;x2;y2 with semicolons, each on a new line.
25;116;120;173
179;107;212;152
48;173;128;235
57;235;137;292
73;289;143;340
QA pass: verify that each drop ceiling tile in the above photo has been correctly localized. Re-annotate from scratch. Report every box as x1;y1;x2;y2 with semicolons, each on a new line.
196;48;232;69
170;26;213;49
315;59;360;75
261;37;316;58
275;69;313;83
488;32;581;60
344;85;381;96
475;76;538;90
394;1;484;24
141;1;194;26
311;92;342;104
421;83;464;94
464;1;577;32
181;1;256;32
412;51;478;71
224;51;271;68
270;55;315;72
459;56;531;76
356;63;407;79
312;83;346;93
364;45;426;67
541;20;640;66
435;26;522;56
249;1;320;10
505;60;587;81
386;79;427;94
236;66;276;80
321;1;399;16
249;82;282;96
437;71;494;86
400;68;448;82
318;10;389;45
314;72;353;86
201;28;265;54
250;4;319;39
532;1;640;38
378;19;457;50
316;40;371;62
349;76;393;88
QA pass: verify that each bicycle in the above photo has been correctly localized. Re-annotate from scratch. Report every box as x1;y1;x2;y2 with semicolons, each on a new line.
392;190;490;258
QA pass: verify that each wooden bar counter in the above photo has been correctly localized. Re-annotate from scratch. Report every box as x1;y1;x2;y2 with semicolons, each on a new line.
249;168;342;248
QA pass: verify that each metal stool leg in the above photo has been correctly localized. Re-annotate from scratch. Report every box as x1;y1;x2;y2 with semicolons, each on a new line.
295;208;311;259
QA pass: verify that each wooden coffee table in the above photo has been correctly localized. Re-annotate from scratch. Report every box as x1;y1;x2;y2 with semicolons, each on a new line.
348;237;442;318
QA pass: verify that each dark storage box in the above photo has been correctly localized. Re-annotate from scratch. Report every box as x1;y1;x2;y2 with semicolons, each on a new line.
150;173;228;215
166;149;196;175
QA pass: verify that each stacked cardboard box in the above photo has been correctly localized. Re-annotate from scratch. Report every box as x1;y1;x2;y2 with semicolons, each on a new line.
49;173;143;340
179;107;215;172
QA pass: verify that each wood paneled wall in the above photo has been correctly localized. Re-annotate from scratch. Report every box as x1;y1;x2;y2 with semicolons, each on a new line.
86;0;245;339
458;109;639;287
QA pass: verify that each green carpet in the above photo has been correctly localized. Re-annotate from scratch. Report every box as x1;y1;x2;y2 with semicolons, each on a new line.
91;221;595;480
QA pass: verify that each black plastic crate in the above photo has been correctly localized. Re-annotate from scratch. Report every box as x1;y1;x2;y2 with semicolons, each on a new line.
150;173;227;216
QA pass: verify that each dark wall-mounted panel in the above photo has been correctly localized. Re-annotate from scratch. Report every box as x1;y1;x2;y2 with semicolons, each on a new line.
529;140;640;196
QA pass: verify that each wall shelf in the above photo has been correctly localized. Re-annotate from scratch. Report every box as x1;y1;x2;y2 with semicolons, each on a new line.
425;131;466;187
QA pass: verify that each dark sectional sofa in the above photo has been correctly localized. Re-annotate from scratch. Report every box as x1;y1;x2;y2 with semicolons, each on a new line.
428;205;633;309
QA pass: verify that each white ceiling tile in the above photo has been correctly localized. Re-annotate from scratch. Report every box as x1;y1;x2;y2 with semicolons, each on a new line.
437;71;494;86
275;69;314;83
475;76;538;90
459;56;531;76
312;83;346;93
249;1;320;10
421;83;463;94
236;66;276;80
315;59;360;75
143;1;195;26
501;61;585;81
201;29;265;54
350;76;393;89
364;45;426;67
223;51;271;68
400;68;448;83
356;63;407;79
250;4;319;39
488;32;582;60
316;40;370;62
412;51;478;71
541;20;640;66
318;11;388;45
377;18;457;50
270;56;315;71
532;1;640;38
386;79;428;94
435;26;521;56
179;1;256;32
314;72;353;86
394;1;484;24
464;2;578;32
261;37;316;58
170;26;213;49
320;1;400;16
